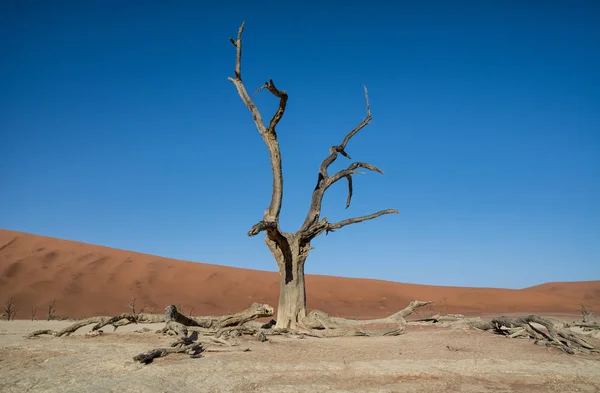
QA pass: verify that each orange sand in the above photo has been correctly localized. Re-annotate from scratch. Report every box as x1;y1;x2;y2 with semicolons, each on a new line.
1;229;598;319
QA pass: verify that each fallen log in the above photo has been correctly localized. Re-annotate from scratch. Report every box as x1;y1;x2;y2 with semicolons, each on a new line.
27;314;162;338
414;313;599;355
132;331;250;364
573;322;600;330
175;302;275;329
27;303;274;338
134;335;203;364
300;300;432;330
25;300;439;365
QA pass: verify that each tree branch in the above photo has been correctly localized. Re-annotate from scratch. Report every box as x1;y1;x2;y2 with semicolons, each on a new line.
321;86;372;171
324;209;398;234
302;209;398;240
263;79;288;133
300;87;374;231
345;175;352;209
227;25;395;246
323;162;383;209
251;79;288;133
228;22;286;237
340;85;371;151
298;86;396;238
328;162;383;189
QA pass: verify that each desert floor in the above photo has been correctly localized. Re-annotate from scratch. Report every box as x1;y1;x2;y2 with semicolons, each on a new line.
1;319;599;393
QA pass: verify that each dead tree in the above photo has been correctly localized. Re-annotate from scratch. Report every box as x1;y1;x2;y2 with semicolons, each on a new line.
3;296;18;321
127;297;146;315
27;303;275;338
228;22;398;329
47;298;57;321
26;302;430;341
412;314;599;355
581;304;593;323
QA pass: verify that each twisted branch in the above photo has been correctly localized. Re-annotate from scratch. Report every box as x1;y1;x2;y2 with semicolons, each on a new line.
303;209;399;239
228;22;287;242
298;86;396;240
229;23;396;252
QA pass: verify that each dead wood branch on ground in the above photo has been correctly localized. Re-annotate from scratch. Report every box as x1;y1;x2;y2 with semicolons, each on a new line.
26;303;274;339
134;332;203;364
157;301;426;338
301;301;433;330
25;300;441;363
26;300;432;342
133;329;252;365
27;314;161;338
413;313;599;355
574;322;600;330
184;302;275;328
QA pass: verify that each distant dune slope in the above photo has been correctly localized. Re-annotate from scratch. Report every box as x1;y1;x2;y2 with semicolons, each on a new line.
1;229;598;319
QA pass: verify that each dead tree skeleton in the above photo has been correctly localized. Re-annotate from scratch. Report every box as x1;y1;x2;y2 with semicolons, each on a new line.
22;23;596;365
24;23;432;362
228;22;398;329
412;314;599;355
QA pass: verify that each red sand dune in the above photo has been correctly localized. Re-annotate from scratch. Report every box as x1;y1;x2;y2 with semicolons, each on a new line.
1;229;598;320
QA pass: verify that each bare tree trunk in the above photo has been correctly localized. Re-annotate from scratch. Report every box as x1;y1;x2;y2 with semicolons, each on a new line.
276;254;307;329
228;23;397;332
266;235;309;329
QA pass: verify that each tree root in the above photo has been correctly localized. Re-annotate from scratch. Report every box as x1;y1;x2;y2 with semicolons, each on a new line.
27;313;165;338
414;314;599;355
26;303;274;339
297;326;405;338
27;300;432;342
573;322;600;331
165;302;274;329
26;299;435;365
147;300;426;340
300;300;432;330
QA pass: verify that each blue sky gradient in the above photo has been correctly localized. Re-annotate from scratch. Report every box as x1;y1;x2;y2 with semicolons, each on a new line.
1;1;599;288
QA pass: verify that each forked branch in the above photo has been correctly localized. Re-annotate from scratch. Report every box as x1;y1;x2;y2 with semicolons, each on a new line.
318;86;372;176
253;79;288;133
328;162;383;189
303;209;399;239
228;23;396;244
340;85;372;151
228;22;288;238
300;86;395;237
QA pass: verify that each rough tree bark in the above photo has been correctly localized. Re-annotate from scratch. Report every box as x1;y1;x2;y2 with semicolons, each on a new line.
28;299;430;343
228;22;398;329
27;303;274;338
301;301;432;329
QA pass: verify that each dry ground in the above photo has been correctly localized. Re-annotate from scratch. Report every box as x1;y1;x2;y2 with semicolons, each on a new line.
1;320;599;393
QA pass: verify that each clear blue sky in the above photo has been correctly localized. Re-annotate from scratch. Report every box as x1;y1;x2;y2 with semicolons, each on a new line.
1;1;599;288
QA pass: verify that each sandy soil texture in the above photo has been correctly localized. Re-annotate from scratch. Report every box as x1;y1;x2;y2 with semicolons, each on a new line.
1;229;599;320
1;320;599;393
